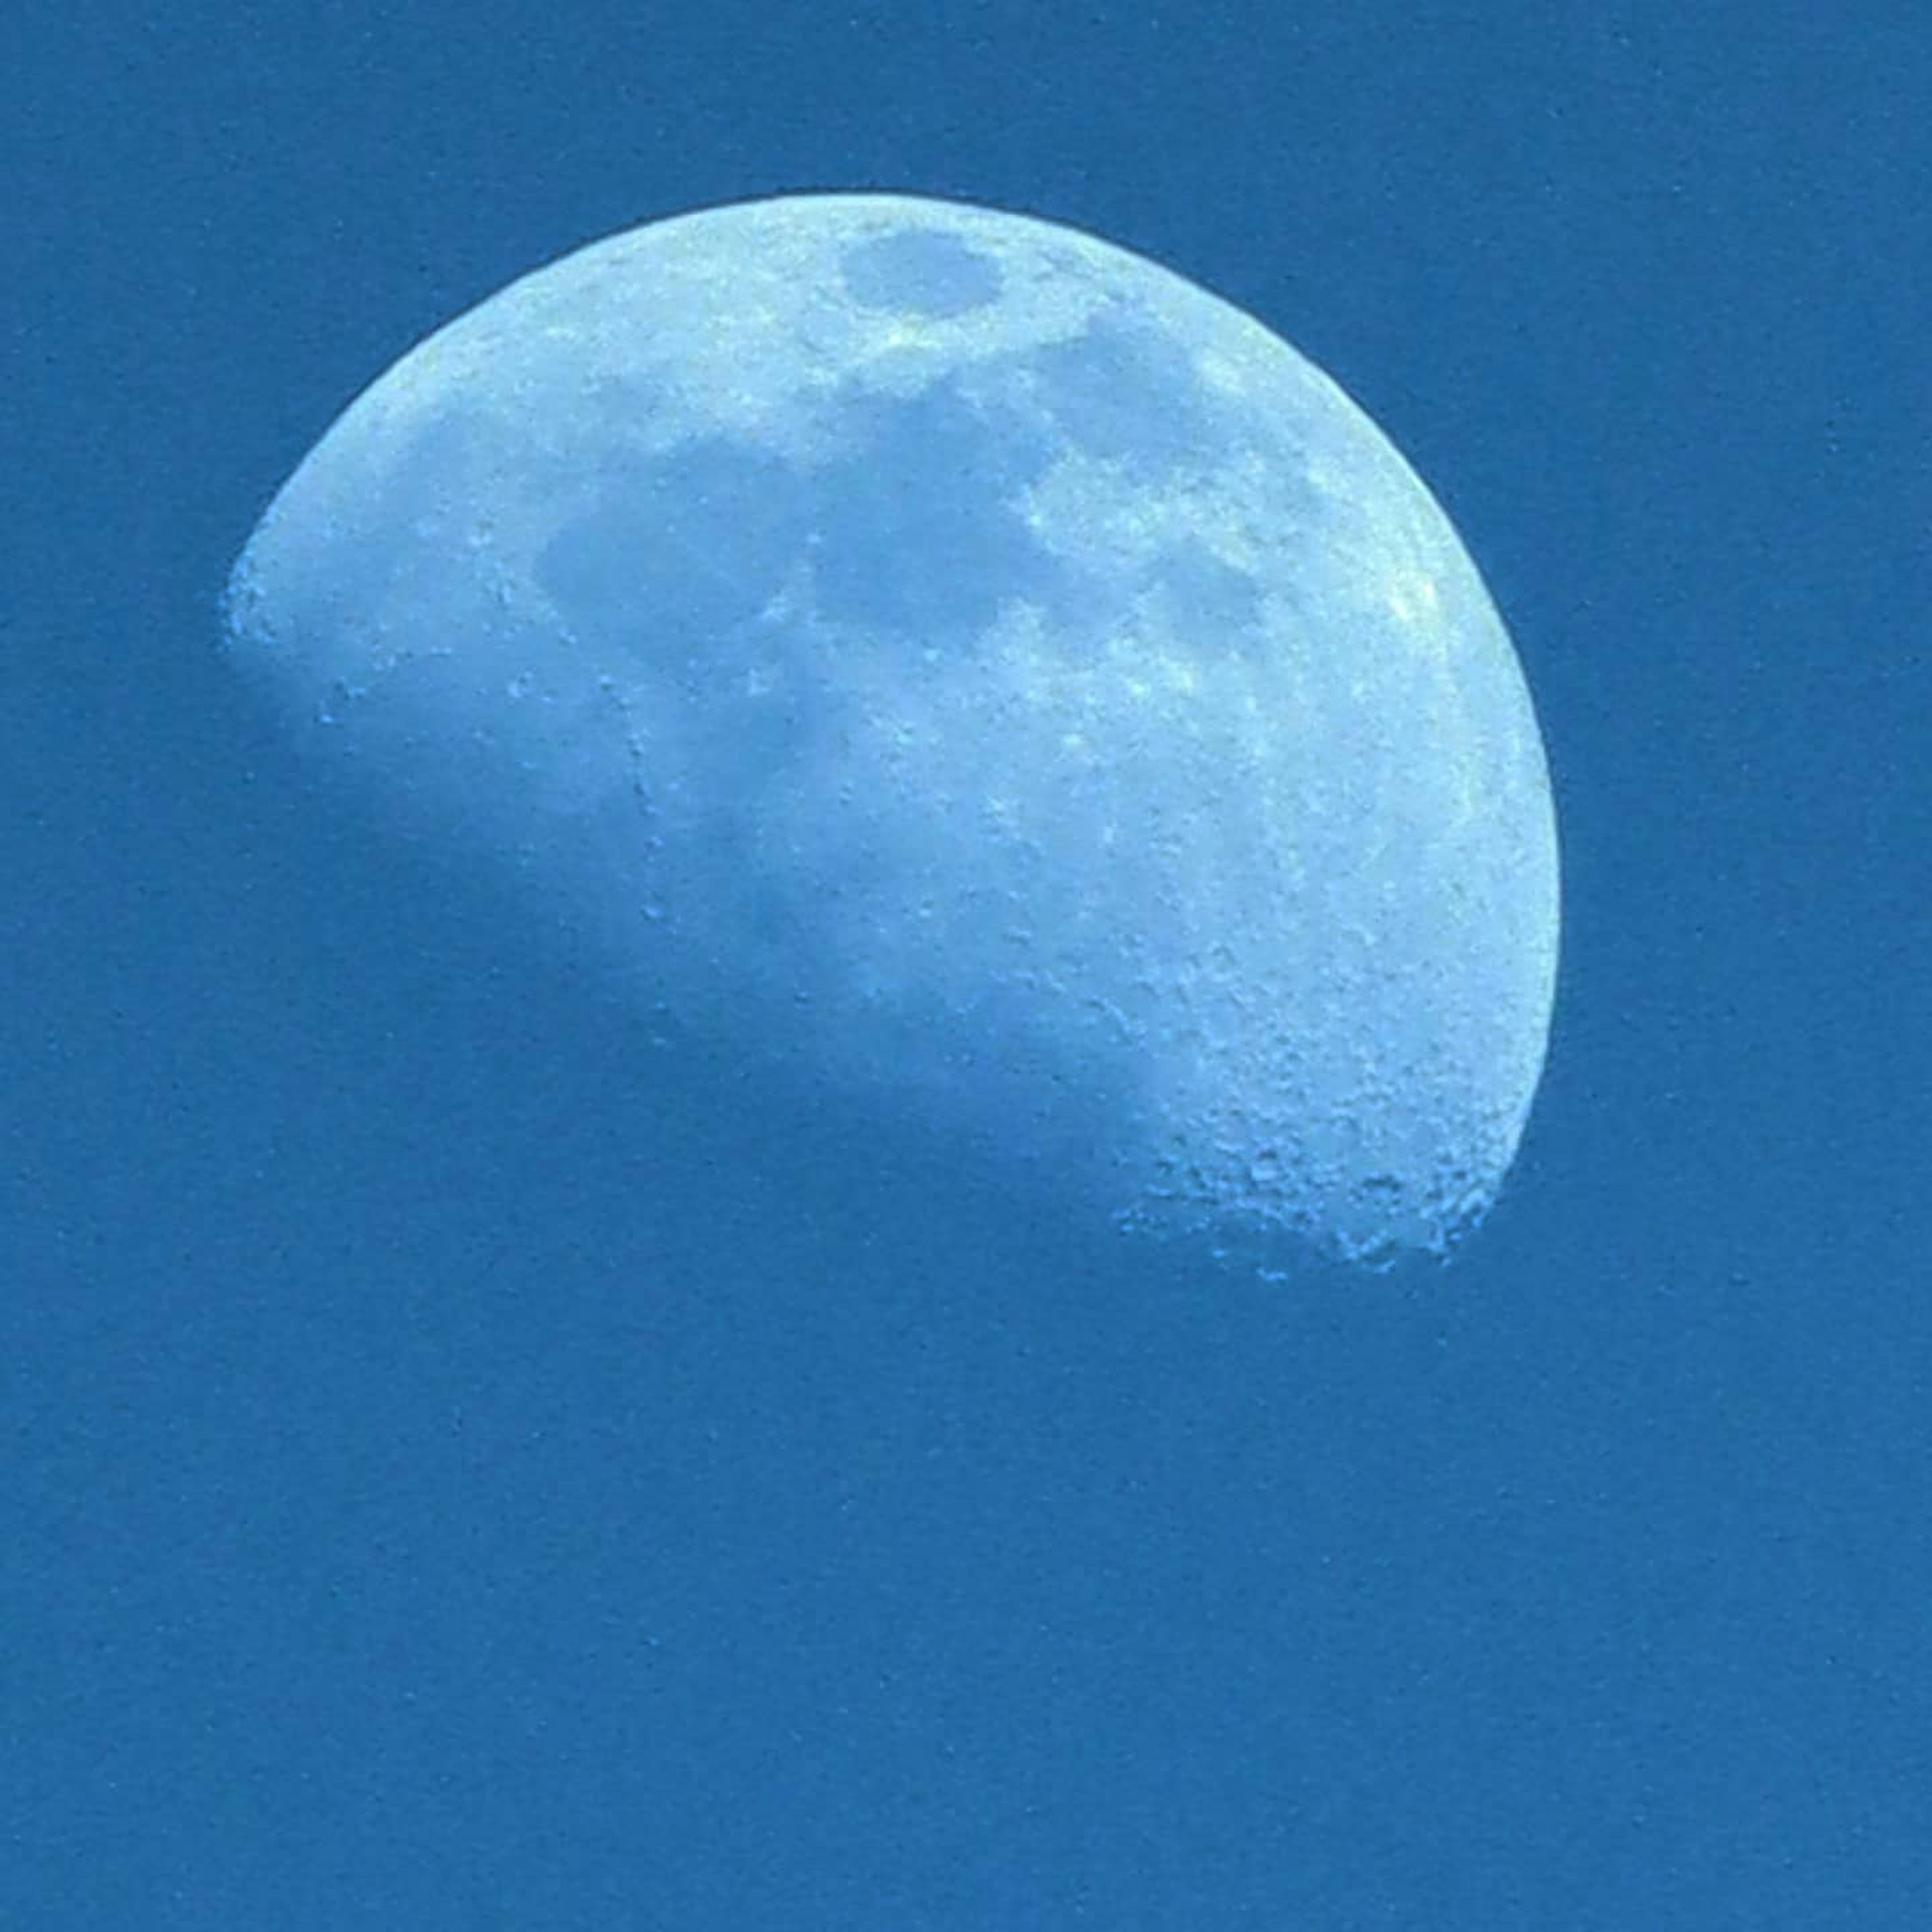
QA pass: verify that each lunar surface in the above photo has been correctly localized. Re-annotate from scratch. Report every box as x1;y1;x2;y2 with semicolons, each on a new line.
225;193;1560;1270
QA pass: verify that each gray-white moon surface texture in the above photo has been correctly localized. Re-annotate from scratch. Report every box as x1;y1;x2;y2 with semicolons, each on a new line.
225;193;1560;1271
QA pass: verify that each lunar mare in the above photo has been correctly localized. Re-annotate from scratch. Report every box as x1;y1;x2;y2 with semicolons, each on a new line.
225;194;1560;1270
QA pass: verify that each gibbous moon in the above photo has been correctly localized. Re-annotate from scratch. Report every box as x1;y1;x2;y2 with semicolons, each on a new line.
226;193;1560;1271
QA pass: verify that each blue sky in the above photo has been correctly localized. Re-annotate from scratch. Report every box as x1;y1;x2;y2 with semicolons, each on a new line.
6;2;1928;1925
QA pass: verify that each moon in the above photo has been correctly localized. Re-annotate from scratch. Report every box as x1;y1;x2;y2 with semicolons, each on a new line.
225;193;1560;1272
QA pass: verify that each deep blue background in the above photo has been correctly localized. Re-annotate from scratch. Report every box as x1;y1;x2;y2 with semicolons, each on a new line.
7;2;1928;1924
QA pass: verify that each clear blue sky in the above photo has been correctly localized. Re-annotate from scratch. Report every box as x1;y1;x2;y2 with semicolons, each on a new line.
6;2;1927;1925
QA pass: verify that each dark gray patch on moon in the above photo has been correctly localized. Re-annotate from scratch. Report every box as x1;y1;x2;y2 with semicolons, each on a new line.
537;438;810;650
809;381;1074;647
1029;312;1217;476
1147;540;1267;653
838;227;1004;318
